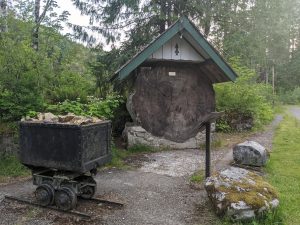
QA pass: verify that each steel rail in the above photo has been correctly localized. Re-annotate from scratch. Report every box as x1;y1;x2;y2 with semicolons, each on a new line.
85;197;124;207
5;195;91;220
4;195;124;220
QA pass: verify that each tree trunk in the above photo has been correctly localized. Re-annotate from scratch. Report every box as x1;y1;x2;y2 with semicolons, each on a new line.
204;15;211;37
0;0;7;33
32;0;40;51
32;0;53;51
159;0;167;33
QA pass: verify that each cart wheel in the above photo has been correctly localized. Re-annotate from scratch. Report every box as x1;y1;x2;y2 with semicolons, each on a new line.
54;187;77;210
35;183;55;206
79;177;96;199
80;185;96;199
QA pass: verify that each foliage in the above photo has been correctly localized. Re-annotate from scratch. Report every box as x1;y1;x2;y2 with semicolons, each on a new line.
220;209;283;225
278;87;300;105
215;58;274;132
72;0;300;96
266;114;300;225
190;170;205;183
45;70;93;103
47;95;124;119
0;122;18;135
0;37;44;121
0;15;96;122
89;53;115;98
277;48;300;92
106;146;130;169
0;154;30;178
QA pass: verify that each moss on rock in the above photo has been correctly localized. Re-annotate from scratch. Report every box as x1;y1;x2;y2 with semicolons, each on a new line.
205;167;279;221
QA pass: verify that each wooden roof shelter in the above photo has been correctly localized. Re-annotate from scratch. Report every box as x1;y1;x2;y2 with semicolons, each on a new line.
113;16;238;178
112;16;238;83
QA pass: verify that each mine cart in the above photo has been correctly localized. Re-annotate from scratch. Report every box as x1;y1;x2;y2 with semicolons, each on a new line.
19;121;112;210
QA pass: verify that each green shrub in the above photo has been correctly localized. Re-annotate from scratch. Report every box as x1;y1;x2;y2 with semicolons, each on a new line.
0;86;44;122
45;71;94;103
215;58;274;132
46;94;124;119
279;87;300;104
0;36;45;122
0;154;29;177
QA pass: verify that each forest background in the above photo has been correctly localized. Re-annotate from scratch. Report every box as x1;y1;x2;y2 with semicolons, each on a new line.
0;0;300;134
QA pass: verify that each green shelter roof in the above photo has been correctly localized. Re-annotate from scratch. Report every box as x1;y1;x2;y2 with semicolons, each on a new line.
112;16;238;83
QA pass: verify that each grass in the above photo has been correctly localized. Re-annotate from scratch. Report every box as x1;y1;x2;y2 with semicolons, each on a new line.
219;210;283;225
0;154;30;183
127;144;161;153
273;104;285;114
265;114;300;225
190;170;205;183
212;131;255;150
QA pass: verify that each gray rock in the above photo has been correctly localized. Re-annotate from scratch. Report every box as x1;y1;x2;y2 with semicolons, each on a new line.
123;124;214;149
205;167;279;221
24;112;102;125
58;113;76;123
233;141;267;166
43;112;58;122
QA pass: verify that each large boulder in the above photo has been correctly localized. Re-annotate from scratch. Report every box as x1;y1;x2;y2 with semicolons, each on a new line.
205;167;279;221
123;123;216;149
123;124;207;149
233;141;268;167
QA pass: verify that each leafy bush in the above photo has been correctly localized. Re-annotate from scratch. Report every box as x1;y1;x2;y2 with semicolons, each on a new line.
46;94;124;119
215;58;274;132
279;87;300;104
0;86;44;122
0;154;29;177
0;39;45;121
0;20;95;123
45;70;94;103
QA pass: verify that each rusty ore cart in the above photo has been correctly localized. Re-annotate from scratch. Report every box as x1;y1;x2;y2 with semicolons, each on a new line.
19;121;112;210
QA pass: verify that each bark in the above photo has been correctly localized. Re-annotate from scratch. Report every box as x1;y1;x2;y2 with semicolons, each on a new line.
0;0;7;33
32;0;52;51
159;0;167;33
131;62;215;142
32;0;40;51
203;0;213;37
204;15;211;37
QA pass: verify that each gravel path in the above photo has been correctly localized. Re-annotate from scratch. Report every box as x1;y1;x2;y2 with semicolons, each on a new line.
0;114;285;225
0;150;225;225
214;114;283;171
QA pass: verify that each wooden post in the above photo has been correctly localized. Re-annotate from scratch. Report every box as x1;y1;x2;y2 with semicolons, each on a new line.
205;122;211;178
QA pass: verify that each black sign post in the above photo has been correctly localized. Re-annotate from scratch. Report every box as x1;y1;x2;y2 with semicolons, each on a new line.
205;122;211;178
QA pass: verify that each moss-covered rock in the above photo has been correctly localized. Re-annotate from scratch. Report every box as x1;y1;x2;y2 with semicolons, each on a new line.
205;167;279;221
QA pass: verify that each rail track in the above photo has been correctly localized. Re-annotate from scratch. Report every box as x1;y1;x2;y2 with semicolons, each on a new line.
5;195;124;220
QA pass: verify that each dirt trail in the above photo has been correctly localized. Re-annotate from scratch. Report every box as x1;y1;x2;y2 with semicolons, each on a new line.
0;115;284;225
214;114;283;171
